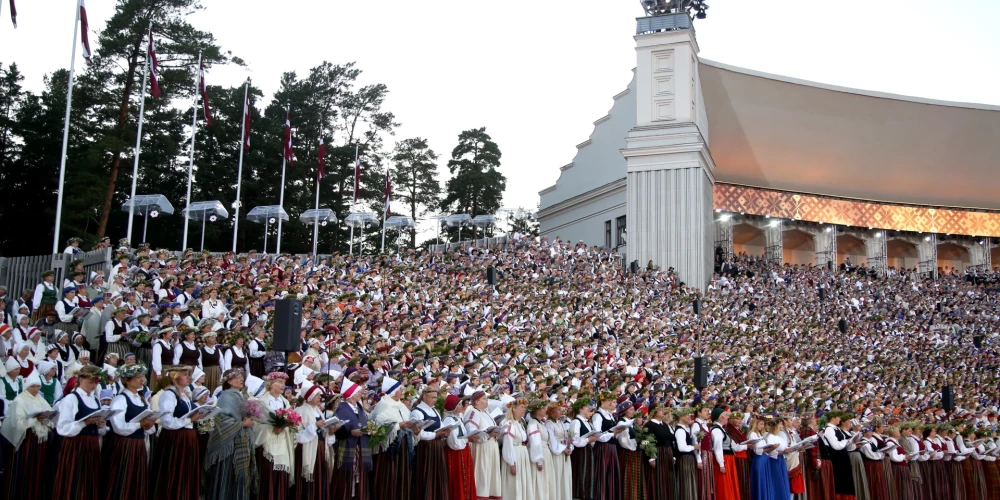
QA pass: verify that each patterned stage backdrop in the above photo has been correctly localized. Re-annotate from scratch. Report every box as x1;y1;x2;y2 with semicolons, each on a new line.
713;183;1000;238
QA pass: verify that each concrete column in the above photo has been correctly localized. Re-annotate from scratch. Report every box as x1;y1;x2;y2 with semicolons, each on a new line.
867;231;888;276
623;27;715;289
917;234;938;278
971;240;991;270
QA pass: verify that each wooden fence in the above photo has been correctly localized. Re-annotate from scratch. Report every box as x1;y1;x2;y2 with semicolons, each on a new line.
0;248;112;295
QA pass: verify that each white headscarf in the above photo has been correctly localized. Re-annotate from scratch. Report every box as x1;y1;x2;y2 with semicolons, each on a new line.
370;387;410;452
0;372;51;450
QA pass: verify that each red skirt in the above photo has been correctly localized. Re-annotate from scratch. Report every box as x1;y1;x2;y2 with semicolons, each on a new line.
892;462;915;500
645;445;674;500
620;448;646;500
1;429;52;498
53;434;102;500
445;446;477;500
105;435;148;500
571;444;596;500
593;441;622;500
946;460;967;500
789;462;805;494
817;459;837;500
984;460;1000;500
296;442;332;500
149;428;201;500
864;460;890;500
715;454;741;500
256;446;290;500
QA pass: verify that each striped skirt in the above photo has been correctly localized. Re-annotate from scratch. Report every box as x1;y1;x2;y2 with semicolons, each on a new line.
105;435;148;500
676;454;699;500
592;441;621;500
926;460;949;500
203;365;222;393
946;460;967;500
295;441;332;500
970;460;989;500
645;445;674;500
619;447;646;500
892;462;915;500
255;447;290;500
52;434;101;500
984;460;1000;500
817;459;837;500
850;452;872;500
571;444;597;499
0;429;53;498
881;458;898;500
106;340;132;362
413;439;449;500
863;460;890;500
149;428;201;500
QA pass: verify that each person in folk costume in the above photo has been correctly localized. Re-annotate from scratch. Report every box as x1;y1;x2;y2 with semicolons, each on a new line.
568;397;607;500
293;384;332;500
248;326;269;377
711;408;747;500
644;404;676;500
331;378;373;500
781;415;807;500
982;431;1000;500
149;365;207;500
52;364;107;500
36;359;63;405
615;400;649;500
843;420;871;500
411;384;455;500
64;236;83;256
591;391;625;500
747;416;774;500
885;426;915;500
225;332;251;373
963;428;989;500
1;357;23;406
938;426;965;500
150;328;175;388
764;417;793;500
899;423;926;500
11;341;34;377
173;327;202;369
0;370;55;498
105;363;157;500
200;331;224;392
464;389;504;500
104;306;132;362
204;368;259;500
501;397;533;500
726;411;753;500
369;376;420;500
31;270;58;323
801;415;826;499
674;407;702;500
544;403;574;500
131;312;154;367
822;411;858;500
860;426;891;500
692;405;717;500
253;371;296;500
54;286;83;334
443;394;478;500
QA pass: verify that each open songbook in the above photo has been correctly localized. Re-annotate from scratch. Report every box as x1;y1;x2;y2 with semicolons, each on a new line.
609;419;633;433
182;405;222;420
877;443;897;453
27;410;58;422
321;417;344;429
74;408;122;424
128;409;169;424
739;438;762;446
407;415;436;432
581;430;604;439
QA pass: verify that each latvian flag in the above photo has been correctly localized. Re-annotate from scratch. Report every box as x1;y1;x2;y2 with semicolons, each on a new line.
199;60;212;125
147;29;161;98
79;0;91;60
243;79;251;150
283;110;293;165
383;171;391;216
317;137;325;181
8;0;16;28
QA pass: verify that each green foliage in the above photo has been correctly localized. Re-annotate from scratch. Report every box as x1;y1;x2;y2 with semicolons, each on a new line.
441;127;505;218
392;138;441;248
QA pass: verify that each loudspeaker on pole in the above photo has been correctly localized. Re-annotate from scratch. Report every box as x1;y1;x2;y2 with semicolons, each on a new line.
693;298;701;315
272;299;304;352
693;356;708;389
838;318;847;334
819;287;825;301
486;265;496;286
630;260;639;275
942;385;954;412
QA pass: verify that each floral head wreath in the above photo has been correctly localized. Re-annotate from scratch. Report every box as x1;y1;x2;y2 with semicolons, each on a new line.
672;407;696;419
222;368;245;383
527;399;549;413
266;372;289;381
118;363;147;380
597;391;617;403
506;397;528;409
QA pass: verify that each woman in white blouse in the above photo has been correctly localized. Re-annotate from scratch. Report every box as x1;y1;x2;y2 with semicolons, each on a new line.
292;384;331;499
502;398;533;500
148;365;206;500
252;372;295;497
52;364;107;499
526;400;556;500
545;404;574;500
442;394;477;500
105;363;157;500
464;390;503;500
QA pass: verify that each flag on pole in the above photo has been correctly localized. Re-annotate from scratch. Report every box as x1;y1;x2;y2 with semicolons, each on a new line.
147;29;161;98
353;145;360;203
8;0;16;28
283;110;293;165
242;79;251;150
383;171;391;216
79;0;91;60
317;137;325;181
198;60;212;125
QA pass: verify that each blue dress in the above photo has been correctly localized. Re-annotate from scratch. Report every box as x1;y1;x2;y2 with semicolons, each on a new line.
749;438;774;500
767;453;792;500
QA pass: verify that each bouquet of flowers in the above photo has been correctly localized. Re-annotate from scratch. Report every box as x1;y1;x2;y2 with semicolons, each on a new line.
269;408;303;430
634;427;658;460
243;399;265;420
361;420;392;449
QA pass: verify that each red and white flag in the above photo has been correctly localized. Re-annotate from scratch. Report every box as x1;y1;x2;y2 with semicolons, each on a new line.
8;0;16;28
242;79;251;150
78;0;91;60
353;145;360;203
383;171;391;216
283;110;293;165
147;29;161;98
317;137;325;181
198;60;212;125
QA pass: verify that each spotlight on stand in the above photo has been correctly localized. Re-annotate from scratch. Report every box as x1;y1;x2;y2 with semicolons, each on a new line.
208;215;218;222
321;220;328;227
268;217;276;224
149;210;159;218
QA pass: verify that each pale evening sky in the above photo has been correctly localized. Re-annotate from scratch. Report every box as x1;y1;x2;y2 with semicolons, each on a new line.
2;0;998;222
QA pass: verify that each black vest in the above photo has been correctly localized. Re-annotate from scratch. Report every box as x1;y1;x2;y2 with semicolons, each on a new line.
72;391;100;436
595;410;615;432
120;392;148;439
413;406;441;432
712;423;734;454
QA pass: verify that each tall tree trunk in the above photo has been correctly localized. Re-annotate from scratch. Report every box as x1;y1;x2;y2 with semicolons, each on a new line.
96;36;144;239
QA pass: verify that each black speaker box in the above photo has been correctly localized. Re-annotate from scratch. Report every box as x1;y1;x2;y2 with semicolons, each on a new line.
486;266;496;286
630;261;639;275
838;318;847;334
828;260;833;271
973;335;983;349
693;298;701;315
819;287;826;301
693;357;708;389
942;385;954;412
272;299;303;352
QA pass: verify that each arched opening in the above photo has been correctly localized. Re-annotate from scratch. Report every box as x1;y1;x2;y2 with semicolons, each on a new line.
886;239;918;272
733;223;764;258
837;234;867;267
782;229;815;266
937;243;970;274
992;245;1000;271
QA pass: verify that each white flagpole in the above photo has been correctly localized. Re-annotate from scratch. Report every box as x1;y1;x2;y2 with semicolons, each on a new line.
380;172;388;254
232;77;250;252
52;1;82;254
126;21;152;244
312;144;321;256
349;143;358;256
276;102;289;255
182;50;201;252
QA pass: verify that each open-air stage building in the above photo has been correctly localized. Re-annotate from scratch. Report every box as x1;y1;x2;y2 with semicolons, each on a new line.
537;11;1000;289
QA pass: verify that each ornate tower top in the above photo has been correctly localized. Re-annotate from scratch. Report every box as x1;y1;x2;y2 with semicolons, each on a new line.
637;0;709;35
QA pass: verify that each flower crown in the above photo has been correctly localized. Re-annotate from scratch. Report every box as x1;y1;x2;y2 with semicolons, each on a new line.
118;363;147;380
597;391;617;403
506;397;528;409
266;372;289;381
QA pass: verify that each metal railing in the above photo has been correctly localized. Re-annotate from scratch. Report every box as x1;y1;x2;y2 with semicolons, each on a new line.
0;247;111;295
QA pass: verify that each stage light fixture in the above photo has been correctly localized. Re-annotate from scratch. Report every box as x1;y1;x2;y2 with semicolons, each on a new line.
209;215;218;222
149;210;159;218
875;232;882;238
268;217;276;224
925;236;931;242
321;220;328;227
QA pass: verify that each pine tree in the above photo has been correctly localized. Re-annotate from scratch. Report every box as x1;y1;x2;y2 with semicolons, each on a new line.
441;127;505;217
391;138;440;248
